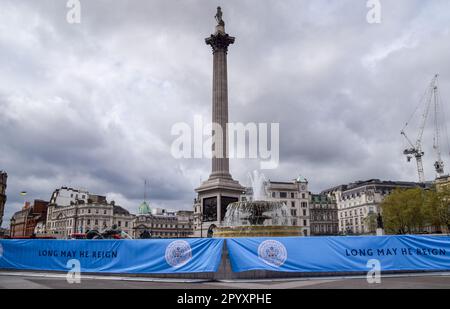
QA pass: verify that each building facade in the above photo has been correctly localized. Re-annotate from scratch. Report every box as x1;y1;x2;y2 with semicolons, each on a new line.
193;198;203;236
49;187;89;206
323;179;425;235
10;200;49;237
265;177;311;236
435;175;450;193
0;171;7;228
309;194;339;236
134;201;194;238
46;188;134;238
176;210;195;238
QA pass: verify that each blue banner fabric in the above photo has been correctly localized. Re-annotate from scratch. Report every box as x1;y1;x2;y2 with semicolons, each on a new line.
226;236;450;273
0;238;224;274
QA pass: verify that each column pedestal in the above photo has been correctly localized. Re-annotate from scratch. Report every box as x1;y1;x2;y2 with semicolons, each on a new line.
376;228;384;236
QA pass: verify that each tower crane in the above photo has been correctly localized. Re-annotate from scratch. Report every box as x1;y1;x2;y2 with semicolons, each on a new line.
433;77;445;177
401;74;447;182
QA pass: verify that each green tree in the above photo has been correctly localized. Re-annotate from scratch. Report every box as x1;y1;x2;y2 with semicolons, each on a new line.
425;187;450;233
381;188;427;234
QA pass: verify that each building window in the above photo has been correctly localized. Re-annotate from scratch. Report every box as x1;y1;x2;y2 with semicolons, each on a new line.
291;193;295;198
291;201;295;207
125;222;128;228
303;220;307;226
118;221;122;227
280;192;287;198
87;219;90;225
104;210;107;215
303;209;307;216
272;192;276;198
95;220;98;225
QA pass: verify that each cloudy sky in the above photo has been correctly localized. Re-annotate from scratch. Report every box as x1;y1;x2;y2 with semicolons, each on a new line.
1;0;450;227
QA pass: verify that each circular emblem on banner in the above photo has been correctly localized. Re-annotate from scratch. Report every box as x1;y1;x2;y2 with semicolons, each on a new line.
258;240;287;267
165;240;192;268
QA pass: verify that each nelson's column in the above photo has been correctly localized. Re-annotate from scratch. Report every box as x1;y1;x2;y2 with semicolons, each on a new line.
194;7;244;237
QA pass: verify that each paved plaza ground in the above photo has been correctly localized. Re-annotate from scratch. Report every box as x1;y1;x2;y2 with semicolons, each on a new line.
1;271;450;289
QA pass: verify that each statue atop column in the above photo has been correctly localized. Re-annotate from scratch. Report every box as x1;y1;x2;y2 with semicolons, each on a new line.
215;6;224;26
206;7;235;53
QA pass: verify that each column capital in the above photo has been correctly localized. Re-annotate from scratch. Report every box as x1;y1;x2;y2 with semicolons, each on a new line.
205;33;235;54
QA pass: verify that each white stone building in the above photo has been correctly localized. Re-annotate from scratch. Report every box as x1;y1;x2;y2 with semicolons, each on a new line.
46;188;135;238
265;177;311;236
323;179;425;235
49;187;89;206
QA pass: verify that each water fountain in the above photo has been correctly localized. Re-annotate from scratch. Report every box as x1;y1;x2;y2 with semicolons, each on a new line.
213;170;302;237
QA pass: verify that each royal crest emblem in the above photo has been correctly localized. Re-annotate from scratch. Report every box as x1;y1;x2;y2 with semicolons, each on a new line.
258;240;287;267
165;240;192;268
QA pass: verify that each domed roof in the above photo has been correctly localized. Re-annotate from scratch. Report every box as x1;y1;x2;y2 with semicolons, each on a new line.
296;175;308;183
138;201;151;215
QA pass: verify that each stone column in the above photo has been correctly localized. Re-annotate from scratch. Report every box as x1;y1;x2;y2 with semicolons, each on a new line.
205;22;235;180
194;8;244;237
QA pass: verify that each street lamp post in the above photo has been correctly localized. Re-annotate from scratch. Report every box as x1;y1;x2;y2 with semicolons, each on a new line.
200;215;203;238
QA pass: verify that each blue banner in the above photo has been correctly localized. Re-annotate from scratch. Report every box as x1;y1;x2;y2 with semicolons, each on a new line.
0;238;224;274
226;236;450;273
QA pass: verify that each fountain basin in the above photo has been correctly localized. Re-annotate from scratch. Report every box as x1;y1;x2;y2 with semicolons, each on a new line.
213;225;302;238
214;200;302;238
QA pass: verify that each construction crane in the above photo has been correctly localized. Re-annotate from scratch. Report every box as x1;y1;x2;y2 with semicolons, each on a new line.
401;74;447;182
433;77;445;177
